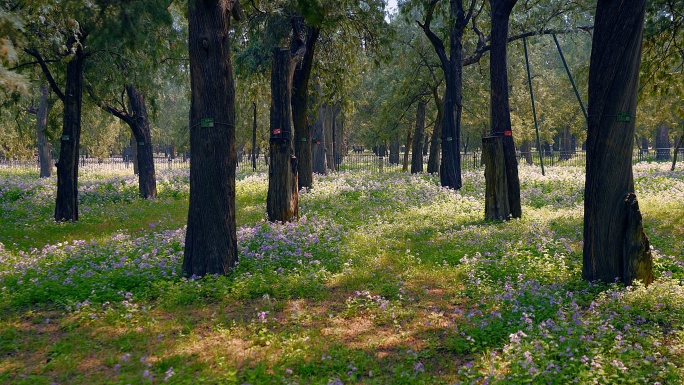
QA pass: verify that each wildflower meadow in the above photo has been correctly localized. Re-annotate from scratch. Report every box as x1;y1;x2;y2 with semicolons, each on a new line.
1;163;683;384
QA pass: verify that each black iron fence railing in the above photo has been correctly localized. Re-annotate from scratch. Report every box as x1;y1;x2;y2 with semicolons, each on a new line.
2;148;683;173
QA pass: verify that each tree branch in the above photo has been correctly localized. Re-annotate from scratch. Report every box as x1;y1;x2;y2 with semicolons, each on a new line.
23;48;66;102
85;82;136;128
416;0;450;76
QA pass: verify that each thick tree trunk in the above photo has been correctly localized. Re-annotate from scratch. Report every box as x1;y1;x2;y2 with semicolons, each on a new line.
483;136;510;220
183;0;239;277
37;84;52;178
656;123;670;160
488;0;521;218
427;95;443;174
131;136;139;175
641;136;649;153
312;101;327;174
411;101;426;173
125;85;157;199
54;44;84;222
292;24;320;189
267;49;299;222
583;0;653;286
423;133;430;155
333;110;344;168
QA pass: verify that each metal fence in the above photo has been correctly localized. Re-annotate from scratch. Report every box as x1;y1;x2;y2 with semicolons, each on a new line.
2;148;683;173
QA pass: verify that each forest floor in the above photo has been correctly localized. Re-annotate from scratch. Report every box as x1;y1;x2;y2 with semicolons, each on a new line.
1;163;683;384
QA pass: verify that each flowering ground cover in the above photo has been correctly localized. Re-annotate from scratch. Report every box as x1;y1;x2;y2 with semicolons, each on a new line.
0;163;683;384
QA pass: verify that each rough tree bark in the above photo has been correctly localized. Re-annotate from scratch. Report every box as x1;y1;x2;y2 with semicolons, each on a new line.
267;49;299;222
54;43;84;222
411;101;426;173
183;0;241;277
125;85;157;199
291;18;320;190
487;0;521;219
483;136;510;220
402;124;412;172
582;0;653;286
312;101;327;174
389;135;400;165
36;84;52;178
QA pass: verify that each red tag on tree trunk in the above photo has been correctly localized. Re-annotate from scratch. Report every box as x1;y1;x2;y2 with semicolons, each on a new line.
273;128;281;135
504;130;513;137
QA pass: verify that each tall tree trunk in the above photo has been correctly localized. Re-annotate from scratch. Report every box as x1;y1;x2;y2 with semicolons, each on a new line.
656;123;670;160
520;140;533;165
427;93;443;174
559;125;572;160
583;0;653;286
55;44;84;222
403;123;412;172
183;0;240;277
333;108;344;168
672;133;684;171
324;103;335;171
252;102;258;171
291;21;320;189
312;101;327;174
488;0;521;218
125;85;157;199
419;0;465;188
411;101;426;173
389;135;400;164
423;132;430;155
37;84;52;178
267;49;299;222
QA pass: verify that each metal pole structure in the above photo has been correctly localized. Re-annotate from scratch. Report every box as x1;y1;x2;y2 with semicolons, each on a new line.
552;33;588;124
523;37;545;176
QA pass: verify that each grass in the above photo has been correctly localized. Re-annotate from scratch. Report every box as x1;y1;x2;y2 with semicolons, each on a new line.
0;163;683;384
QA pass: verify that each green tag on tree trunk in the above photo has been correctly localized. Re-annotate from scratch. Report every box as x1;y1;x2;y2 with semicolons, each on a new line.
61;135;70;141
617;112;630;122
301;138;307;142
446;137;453;141
138;142;145;146
201;118;214;128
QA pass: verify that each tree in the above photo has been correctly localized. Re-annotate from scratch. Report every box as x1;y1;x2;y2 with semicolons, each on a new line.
484;0;521;219
21;0;172;221
182;0;242;277
411;100;426;173
582;0;653;285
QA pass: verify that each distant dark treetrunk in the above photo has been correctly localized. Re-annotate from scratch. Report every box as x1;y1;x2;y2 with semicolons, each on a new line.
267;49;299;222
483;136;510;220
389;135;400;164
54;44;84;222
403;124;412;172
559;126;572;160
252;102;258;171
131;136;139;175
37;84;52;178
419;0;467;188
423;133;430;155
641;136;649;153
312;101;327;174
672;133;684;171
125;85;157;199
656;123;670;160
542;141;551;157
291;21;320;189
487;0;521;219
324;104;335;171
333;110;344;168
183;0;240;277
411;101;426;173
520;140;533;165
427;93;443;174
582;0;653;286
